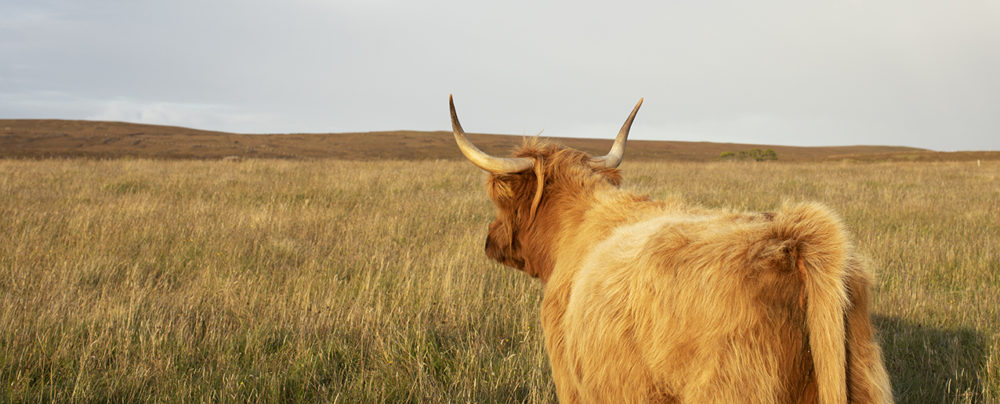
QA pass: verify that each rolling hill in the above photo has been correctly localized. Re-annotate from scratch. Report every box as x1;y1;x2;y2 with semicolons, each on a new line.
2;119;992;162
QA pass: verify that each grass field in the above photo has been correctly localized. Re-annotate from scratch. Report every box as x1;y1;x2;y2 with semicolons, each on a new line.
1;158;997;402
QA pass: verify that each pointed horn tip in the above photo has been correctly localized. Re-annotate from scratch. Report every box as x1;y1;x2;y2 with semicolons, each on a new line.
449;95;459;123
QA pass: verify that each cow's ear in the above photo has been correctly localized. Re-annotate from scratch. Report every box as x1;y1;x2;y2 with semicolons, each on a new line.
487;174;510;203
592;166;623;186
488;172;541;220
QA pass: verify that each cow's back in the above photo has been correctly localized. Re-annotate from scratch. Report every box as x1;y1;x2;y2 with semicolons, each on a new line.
553;206;825;402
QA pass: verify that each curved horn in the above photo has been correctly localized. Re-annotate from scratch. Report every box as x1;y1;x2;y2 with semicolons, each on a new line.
450;95;534;174
589;98;643;169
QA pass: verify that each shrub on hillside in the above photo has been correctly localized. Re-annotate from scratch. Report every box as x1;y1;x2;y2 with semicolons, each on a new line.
720;148;778;161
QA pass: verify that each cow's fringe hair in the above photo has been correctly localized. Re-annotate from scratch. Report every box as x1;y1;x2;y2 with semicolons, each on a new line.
527;159;545;227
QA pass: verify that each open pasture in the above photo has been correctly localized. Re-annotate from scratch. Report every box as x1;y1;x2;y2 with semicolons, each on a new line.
1;158;997;402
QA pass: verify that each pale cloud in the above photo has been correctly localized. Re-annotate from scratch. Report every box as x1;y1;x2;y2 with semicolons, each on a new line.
1;0;998;150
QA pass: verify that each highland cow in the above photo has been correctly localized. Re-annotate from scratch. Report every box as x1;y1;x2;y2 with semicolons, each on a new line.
450;96;892;403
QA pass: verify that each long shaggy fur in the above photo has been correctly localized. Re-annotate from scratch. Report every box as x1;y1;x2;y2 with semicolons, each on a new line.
477;140;892;403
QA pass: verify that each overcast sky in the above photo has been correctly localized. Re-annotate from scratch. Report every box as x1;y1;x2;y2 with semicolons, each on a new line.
2;1;998;150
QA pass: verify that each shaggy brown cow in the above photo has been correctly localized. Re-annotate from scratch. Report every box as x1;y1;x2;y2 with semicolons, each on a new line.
450;96;893;403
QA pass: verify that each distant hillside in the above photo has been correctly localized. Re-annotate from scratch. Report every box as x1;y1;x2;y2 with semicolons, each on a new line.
4;119;989;162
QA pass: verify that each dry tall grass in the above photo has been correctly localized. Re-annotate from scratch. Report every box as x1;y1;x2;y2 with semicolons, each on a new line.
1;158;997;402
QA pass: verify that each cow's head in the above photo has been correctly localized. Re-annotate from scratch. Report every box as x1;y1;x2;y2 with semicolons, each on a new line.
450;95;642;278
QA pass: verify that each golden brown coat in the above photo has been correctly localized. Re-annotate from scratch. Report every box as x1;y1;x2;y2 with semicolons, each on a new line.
476;141;892;403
